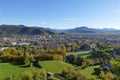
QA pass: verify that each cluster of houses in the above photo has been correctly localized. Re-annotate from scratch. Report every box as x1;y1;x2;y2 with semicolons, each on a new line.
0;33;120;51
0;34;92;49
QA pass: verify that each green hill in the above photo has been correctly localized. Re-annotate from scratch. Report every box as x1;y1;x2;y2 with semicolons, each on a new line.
0;61;73;79
39;60;73;73
0;24;55;36
0;63;39;79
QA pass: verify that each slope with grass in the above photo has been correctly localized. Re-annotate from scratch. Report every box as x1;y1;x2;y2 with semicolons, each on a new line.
0;60;73;79
67;51;91;58
67;52;100;78
39;60;73;73
0;63;39;79
78;65;100;78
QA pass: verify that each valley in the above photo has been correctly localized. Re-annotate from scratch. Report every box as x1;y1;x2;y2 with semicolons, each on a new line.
0;25;120;80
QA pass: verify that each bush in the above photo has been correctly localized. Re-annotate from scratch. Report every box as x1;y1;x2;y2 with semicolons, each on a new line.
0;55;25;64
33;69;47;80
76;73;96;80
62;67;77;80
99;71;115;80
0;55;11;62
21;71;33;80
35;54;63;61
62;68;97;80
82;59;93;68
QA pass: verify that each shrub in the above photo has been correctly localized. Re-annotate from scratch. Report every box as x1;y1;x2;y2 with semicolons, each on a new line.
99;71;115;80
33;69;47;80
82;59;93;68
35;54;63;61
21;71;33;80
62;67;77;80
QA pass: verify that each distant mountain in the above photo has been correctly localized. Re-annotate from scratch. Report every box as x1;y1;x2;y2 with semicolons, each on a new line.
0;25;55;36
0;25;120;36
54;26;120;33
102;28;117;31
68;26;96;33
55;26;98;33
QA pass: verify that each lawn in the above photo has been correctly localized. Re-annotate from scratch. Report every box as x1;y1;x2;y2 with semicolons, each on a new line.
39;60;73;73
0;60;73;79
67;51;91;58
79;65;100;78
0;63;39;79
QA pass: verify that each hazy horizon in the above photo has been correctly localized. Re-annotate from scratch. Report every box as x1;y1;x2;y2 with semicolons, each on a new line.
0;0;120;29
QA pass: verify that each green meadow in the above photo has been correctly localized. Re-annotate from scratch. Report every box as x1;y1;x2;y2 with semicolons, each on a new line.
39;60;73;73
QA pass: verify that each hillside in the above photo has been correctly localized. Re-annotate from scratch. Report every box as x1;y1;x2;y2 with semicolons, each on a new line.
0;25;55;35
66;26;96;33
0;25;120;35
39;60;73;73
55;26;120;33
0;61;73;79
0;63;39;79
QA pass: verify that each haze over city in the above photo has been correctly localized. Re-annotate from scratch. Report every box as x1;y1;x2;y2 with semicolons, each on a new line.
0;0;120;29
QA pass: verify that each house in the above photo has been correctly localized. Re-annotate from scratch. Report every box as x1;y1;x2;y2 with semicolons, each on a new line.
18;43;30;46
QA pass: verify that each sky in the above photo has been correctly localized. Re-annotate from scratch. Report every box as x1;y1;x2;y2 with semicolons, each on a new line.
0;0;120;29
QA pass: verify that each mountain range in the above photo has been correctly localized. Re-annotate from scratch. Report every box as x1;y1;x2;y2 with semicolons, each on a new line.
55;26;119;33
0;24;119;36
0;25;55;36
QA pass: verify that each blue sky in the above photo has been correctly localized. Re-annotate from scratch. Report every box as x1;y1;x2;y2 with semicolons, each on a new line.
0;0;120;29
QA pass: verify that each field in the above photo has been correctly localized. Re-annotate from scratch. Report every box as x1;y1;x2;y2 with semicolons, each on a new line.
80;65;100;78
0;63;39;79
39;60;73;73
0;60;73;79
67;51;100;78
0;51;99;79
67;51;91;58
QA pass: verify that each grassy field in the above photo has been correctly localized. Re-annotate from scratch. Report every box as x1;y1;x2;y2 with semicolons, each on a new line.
67;52;100;78
39;60;73;73
79;65;100;78
0;60;73;79
67;51;91;58
0;63;40;79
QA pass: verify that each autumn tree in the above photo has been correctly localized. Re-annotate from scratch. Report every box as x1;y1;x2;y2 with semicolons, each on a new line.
110;57;120;79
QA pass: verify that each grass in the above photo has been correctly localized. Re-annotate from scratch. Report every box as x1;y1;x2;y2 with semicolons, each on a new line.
67;52;100;78
39;60;73;74
0;60;73;79
79;65;100;78
0;63;39;79
67;51;91;58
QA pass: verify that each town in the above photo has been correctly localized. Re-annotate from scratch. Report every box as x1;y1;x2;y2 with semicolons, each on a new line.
0;32;120;79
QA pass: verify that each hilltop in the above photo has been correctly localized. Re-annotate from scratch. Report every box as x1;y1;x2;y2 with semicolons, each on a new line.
0;25;55;36
0;25;120;36
55;26;120;33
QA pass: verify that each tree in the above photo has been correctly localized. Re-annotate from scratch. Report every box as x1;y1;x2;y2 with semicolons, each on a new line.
93;50;110;64
99;71;115;80
110;57;120;79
